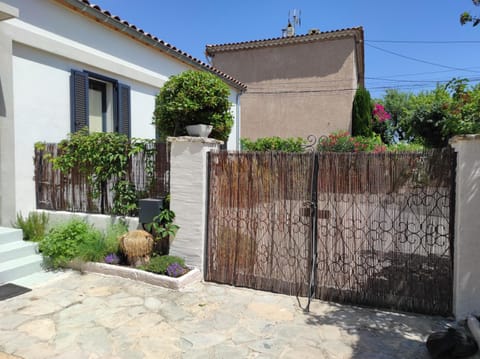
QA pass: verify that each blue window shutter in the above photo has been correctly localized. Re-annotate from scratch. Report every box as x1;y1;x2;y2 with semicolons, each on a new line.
70;70;89;132
117;83;131;137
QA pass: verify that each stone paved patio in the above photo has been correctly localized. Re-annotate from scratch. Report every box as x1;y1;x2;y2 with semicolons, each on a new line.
0;271;454;358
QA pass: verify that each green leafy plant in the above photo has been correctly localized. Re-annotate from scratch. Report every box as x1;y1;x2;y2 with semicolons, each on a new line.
140;255;186;275
111;180;138;216
39;219;102;268
144;209;179;240
12;211;49;242
241;137;306;152
154;70;233;142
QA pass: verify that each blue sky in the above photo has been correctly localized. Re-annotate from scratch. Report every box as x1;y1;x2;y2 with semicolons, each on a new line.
93;0;480;98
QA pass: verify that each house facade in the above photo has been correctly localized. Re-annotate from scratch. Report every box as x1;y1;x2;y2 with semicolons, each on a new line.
206;27;364;141
0;0;245;226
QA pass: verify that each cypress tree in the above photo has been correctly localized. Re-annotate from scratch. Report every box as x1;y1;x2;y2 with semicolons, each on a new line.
352;87;374;137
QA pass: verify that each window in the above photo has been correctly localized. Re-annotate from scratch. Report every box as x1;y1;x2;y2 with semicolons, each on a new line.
70;70;131;137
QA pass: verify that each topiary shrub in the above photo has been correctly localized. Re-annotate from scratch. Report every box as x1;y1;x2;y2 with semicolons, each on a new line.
352;87;374;137
154;70;233;142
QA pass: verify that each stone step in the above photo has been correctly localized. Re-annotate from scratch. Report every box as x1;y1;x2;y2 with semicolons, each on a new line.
0;240;38;263
0;227;23;244
0;255;44;284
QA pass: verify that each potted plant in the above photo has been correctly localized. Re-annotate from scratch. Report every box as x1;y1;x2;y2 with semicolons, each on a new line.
153;70;233;142
144;208;179;255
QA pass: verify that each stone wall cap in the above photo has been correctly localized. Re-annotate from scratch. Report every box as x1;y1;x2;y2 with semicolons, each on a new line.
167;136;224;145
449;134;480;144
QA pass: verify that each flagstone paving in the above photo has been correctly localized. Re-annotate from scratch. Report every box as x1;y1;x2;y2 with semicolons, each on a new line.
0;271;454;358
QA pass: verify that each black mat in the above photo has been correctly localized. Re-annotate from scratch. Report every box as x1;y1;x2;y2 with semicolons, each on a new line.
0;283;31;301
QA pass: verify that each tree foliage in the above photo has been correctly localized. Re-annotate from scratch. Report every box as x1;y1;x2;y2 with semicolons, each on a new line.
378;79;480;148
352;87;374;137
460;0;480;26
154;70;233;142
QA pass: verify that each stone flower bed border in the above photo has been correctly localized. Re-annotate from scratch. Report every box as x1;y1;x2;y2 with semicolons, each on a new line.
69;262;202;290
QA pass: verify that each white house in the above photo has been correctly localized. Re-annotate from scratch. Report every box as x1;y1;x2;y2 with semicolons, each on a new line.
0;0;246;226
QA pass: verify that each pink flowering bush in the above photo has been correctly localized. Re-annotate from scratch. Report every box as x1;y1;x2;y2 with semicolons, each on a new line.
372;104;393;144
317;131;386;153
373;104;391;123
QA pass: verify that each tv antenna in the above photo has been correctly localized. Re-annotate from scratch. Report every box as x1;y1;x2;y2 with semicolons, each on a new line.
282;9;301;37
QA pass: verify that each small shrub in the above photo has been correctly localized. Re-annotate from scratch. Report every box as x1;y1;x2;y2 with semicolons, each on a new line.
12;211;49;242
140;255;186;275
355;135;387;153
317;131;362;152
241;137;306;152
317;132;386;153
39;219;101;268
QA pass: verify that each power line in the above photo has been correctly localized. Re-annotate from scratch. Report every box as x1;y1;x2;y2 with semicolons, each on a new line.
368;67;480;79
366;39;480;44
366;43;480;74
366;76;480;83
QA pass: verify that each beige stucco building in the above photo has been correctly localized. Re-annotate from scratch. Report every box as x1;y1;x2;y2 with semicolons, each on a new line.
206;27;364;140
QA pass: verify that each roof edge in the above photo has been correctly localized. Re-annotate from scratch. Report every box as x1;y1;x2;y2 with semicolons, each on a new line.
53;0;247;91
206;27;363;55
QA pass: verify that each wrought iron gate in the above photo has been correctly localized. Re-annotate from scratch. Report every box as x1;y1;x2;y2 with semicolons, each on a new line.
206;149;455;315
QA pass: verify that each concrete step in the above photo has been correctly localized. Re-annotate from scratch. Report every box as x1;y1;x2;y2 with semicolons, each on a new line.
0;227;23;244
10;270;66;289
0;255;44;284
0;240;38;262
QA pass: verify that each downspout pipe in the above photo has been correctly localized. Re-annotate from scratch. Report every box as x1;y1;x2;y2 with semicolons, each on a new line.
236;92;241;151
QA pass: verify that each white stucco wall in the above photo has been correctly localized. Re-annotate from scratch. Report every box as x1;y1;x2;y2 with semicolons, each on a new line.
0;14;16;226
0;0;241;222
12;43;162;215
451;135;480;319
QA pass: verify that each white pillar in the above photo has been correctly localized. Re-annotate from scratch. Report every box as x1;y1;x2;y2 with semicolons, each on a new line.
451;135;480;319
0;9;18;226
167;136;222;272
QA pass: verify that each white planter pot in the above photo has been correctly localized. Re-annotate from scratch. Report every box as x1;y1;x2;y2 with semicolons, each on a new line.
185;124;213;137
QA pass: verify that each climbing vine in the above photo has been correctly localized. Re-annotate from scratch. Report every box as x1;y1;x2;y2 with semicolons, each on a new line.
52;129;155;216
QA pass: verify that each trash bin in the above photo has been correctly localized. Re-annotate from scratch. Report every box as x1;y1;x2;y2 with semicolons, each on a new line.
138;198;164;225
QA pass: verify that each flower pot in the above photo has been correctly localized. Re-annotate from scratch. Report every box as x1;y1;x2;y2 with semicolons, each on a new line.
185;124;213;137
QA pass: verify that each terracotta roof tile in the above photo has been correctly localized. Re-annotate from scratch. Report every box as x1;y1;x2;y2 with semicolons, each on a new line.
206;27;363;54
61;0;246;90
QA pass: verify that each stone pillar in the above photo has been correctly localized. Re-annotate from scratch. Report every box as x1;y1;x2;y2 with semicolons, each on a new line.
167;136;222;272
450;135;480;319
